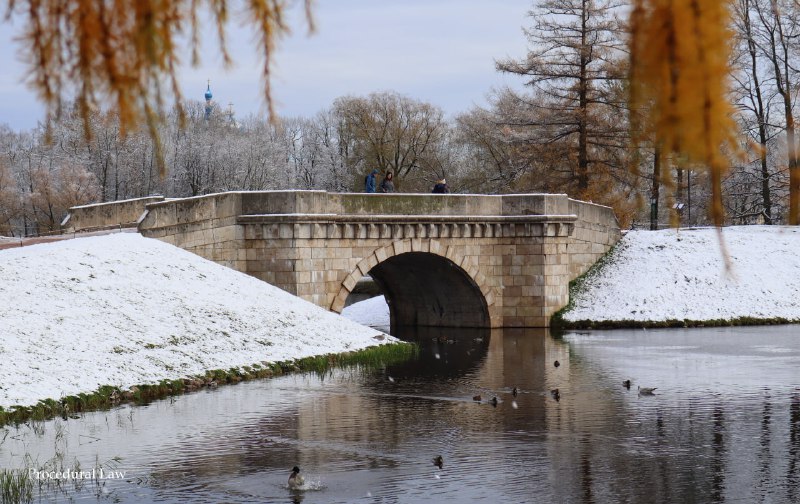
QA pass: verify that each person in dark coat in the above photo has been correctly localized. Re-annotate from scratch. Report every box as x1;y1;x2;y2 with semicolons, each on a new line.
365;169;379;193
432;178;449;194
380;172;395;193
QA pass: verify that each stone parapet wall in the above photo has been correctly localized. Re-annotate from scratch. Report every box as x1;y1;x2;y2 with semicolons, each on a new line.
567;199;621;281
239;191;571;217
139;193;246;272
64;196;165;232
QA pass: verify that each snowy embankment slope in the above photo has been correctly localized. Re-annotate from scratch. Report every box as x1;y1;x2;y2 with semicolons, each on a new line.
562;226;800;324
0;233;394;408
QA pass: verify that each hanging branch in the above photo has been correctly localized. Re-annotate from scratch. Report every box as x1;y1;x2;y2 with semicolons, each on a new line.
629;0;741;227
4;0;314;177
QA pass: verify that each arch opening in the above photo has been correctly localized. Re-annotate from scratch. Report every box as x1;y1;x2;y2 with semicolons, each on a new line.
367;252;490;330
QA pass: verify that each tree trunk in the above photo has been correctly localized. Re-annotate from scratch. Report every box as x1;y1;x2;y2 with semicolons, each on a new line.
650;146;661;230
577;0;590;192
767;0;798;223
742;0;772;223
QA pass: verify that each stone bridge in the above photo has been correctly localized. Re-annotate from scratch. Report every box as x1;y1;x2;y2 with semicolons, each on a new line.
66;191;620;328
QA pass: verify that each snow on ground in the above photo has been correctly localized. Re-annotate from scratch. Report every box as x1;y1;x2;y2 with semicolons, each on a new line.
563;226;800;323
0;233;395;408
341;295;390;328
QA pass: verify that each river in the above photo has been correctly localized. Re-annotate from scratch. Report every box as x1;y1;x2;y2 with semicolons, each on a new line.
1;325;799;503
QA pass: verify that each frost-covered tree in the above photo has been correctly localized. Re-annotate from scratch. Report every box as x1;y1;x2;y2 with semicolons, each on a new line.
3;0;312;175
749;0;799;223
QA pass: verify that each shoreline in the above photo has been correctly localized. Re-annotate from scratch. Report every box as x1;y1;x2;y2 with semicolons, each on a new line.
0;342;416;428
5;225;798;416
556;226;800;328
551;315;800;331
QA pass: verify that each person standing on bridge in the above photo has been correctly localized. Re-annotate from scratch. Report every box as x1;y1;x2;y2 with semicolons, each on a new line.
365;169;379;193
432;178;449;194
380;171;395;193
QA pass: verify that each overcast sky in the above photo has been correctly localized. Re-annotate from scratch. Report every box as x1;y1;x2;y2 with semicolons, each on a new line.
0;0;532;132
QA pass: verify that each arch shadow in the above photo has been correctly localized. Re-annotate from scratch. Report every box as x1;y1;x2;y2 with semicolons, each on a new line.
371;252;489;330
335;245;492;329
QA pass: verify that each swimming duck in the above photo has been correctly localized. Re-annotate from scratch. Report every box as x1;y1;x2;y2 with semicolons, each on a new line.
489;396;498;407
623;380;631;390
638;386;657;396
554;360;560;368
288;466;304;489
432;455;444;469
472;395;482;401
550;389;560;401
512;387;518;397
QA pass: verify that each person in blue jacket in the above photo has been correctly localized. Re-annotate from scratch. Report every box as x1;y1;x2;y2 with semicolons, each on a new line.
365;169;379;193
432;178;449;194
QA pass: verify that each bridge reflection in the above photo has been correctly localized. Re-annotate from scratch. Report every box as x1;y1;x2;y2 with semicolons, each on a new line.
13;328;798;502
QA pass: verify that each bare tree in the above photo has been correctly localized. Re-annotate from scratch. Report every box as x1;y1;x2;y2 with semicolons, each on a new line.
731;0;777;223
751;0;800;223
0;147;22;235
333;92;447;189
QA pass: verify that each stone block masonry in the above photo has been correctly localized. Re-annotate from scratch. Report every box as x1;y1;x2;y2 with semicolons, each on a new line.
64;196;165;232
89;191;620;328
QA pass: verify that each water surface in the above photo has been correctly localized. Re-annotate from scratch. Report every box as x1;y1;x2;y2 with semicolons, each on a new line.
2;325;799;503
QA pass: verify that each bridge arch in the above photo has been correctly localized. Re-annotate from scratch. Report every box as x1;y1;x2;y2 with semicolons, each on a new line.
331;239;494;329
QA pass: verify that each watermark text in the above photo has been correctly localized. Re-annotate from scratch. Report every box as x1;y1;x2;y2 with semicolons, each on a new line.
28;468;127;481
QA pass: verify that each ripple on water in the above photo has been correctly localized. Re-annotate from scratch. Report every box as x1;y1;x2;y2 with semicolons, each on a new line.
2;326;800;503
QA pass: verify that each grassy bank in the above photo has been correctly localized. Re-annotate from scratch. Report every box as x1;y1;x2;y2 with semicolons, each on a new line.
552;316;799;330
0;469;33;504
0;342;416;429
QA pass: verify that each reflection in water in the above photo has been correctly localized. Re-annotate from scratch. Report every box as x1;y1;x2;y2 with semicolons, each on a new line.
789;393;800;503
758;390;772;499
1;325;799;503
380;326;491;380
580;433;593;504
710;405;725;503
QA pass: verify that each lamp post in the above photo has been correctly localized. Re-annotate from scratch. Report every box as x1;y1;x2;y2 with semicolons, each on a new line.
687;169;691;225
650;198;658;230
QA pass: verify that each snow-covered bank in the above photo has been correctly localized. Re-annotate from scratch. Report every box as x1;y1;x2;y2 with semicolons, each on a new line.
0;234;395;408
562;226;800;325
341;295;390;328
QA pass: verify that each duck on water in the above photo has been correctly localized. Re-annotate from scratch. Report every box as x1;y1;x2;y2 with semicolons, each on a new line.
288;466;304;489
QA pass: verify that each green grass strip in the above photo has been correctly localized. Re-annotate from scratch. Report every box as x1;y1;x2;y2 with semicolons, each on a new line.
553;316;799;330
0;342;416;429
